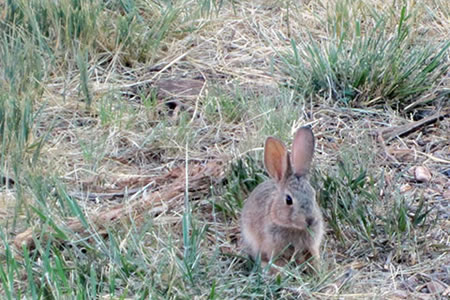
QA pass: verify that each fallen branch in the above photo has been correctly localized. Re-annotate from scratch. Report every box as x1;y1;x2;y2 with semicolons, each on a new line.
376;111;449;142
14;160;224;250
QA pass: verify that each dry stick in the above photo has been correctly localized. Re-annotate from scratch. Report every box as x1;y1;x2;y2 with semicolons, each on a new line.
377;111;449;142
14;161;223;250
68;188;143;201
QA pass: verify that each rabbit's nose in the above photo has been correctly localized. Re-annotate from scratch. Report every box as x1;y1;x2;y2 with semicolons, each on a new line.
306;217;315;227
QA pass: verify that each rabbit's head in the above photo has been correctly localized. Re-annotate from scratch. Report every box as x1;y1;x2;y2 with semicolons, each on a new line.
264;127;318;231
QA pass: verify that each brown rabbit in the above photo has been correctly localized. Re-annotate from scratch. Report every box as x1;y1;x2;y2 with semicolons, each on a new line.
241;127;324;271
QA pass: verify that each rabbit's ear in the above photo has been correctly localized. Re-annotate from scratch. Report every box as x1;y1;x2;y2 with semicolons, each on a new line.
291;127;315;175
264;137;289;182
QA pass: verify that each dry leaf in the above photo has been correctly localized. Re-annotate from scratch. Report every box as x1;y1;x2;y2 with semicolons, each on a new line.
400;184;413;193
349;261;365;270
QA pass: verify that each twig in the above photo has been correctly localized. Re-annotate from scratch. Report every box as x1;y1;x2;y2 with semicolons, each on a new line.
376;111;449;142
68;188;142;200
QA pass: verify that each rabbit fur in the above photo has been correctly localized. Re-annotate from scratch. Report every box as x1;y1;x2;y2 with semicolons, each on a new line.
241;127;324;270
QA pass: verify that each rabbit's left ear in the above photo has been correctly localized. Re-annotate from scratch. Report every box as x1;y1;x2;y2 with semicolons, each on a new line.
291;127;315;176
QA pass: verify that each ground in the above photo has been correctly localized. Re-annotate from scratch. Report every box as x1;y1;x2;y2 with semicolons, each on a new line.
0;0;449;299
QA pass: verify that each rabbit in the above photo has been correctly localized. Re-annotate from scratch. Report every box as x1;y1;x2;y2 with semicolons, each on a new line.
241;127;324;272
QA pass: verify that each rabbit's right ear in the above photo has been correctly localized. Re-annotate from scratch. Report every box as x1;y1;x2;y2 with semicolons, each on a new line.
264;137;288;182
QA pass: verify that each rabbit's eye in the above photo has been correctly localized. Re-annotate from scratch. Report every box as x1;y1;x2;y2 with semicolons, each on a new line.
285;195;293;205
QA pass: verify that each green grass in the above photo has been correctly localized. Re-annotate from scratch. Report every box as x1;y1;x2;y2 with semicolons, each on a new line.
313;150;434;259
1;0;448;298
214;154;266;220
284;2;450;108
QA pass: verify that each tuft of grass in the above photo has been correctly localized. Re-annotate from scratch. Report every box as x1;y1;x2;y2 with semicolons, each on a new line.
76;48;92;109
214;155;266;220
285;3;450;108
313;150;435;259
254;90;308;141
204;88;248;124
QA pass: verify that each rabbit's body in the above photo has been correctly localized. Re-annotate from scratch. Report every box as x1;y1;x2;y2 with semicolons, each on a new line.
241;127;324;269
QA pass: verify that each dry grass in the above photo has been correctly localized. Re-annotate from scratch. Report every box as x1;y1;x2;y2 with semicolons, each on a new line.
0;0;449;298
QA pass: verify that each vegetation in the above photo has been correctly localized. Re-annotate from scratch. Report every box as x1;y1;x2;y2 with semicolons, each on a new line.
284;2;449;108
0;0;448;298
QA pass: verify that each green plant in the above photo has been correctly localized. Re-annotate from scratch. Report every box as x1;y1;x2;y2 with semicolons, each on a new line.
285;4;449;108
214;155;266;220
204;87;249;124
313;153;434;256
